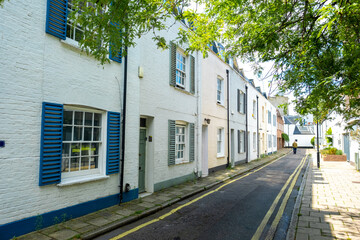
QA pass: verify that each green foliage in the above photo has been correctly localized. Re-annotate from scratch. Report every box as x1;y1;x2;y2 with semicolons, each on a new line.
281;133;289;142
183;0;360;123
326;137;333;146
321;147;341;155
326;128;332;136
310;136;315;146
336;150;343;155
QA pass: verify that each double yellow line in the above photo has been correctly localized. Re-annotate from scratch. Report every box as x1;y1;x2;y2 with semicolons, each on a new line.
251;155;308;240
110;153;304;240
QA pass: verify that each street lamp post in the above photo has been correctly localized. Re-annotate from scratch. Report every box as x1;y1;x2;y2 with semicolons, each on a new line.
316;121;320;168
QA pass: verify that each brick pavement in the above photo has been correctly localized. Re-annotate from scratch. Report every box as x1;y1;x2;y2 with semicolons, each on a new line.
294;150;360;240
16;149;290;240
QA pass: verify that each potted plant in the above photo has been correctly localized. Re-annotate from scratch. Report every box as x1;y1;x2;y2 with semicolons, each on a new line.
321;147;346;161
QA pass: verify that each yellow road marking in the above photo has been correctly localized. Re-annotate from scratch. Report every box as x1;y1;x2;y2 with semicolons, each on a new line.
251;155;307;240
265;156;308;239
110;154;289;240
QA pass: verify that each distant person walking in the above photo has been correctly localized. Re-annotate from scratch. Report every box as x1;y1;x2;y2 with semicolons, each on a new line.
292;140;298;154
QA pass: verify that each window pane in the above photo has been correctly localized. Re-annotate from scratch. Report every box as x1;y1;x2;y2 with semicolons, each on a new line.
85;112;93;126
93;128;100;141
71;143;80;157
81;143;90;156
91;143;99;155
70;157;80;171
84;127;92;141
74;112;83;125
81;157;89;170
62;158;69;172
74;126;83;141
90;157;98;169
62;143;70;157
94;113;101;126
63;126;72;141
63;111;73;124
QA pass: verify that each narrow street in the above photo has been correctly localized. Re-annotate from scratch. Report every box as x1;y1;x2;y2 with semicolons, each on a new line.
95;150;308;240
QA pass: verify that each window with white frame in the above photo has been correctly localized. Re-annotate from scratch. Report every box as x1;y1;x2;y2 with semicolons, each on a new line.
62;109;102;174
268;134;271;148
176;51;186;88
253;100;256;118
239;130;245;153
268;111;271;124
238;90;245;113
217;78;224;104
66;1;104;42
273;114;276;127
273;135;276;147
175;125;186;163
217;128;224;156
253;132;256;151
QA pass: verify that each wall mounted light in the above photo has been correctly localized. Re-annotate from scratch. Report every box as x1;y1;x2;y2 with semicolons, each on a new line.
204;118;211;124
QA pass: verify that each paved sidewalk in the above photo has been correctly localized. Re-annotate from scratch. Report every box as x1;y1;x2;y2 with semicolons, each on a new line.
17;149;290;240
293;150;360;240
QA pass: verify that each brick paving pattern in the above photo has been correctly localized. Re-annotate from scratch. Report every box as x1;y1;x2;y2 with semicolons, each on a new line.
295;150;360;240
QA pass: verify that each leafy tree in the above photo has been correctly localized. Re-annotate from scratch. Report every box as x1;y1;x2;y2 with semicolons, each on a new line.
0;0;188;64
281;133;289;142
182;0;360;125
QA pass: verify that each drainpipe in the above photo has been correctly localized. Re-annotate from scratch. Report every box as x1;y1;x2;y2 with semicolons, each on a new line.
256;95;259;159
226;69;230;168
245;85;248;163
119;45;128;205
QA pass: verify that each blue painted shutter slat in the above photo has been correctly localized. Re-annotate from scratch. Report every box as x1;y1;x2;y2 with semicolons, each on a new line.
39;102;63;186
107;111;121;174
46;0;68;40
109;45;122;63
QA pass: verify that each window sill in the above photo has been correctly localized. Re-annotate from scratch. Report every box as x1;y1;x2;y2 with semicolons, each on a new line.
216;102;226;108
57;175;109;187
172;85;194;96
217;154;225;158
61;38;81;51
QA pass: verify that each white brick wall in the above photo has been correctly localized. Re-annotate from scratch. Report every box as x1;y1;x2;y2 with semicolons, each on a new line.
0;0;139;225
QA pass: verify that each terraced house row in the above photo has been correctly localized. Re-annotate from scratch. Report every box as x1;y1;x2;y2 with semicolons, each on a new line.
0;1;285;238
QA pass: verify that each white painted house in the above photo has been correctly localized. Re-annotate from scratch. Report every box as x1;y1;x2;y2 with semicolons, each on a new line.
136;20;201;193
0;0;141;238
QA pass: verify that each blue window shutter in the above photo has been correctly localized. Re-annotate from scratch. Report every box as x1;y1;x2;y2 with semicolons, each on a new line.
46;0;68;40
168;120;176;165
109;45;122;63
189;123;195;162
107;111;121;174
39;102;63;186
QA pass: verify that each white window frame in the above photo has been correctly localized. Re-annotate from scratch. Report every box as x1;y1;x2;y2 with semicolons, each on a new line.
176;50;186;88
217;77;224;105
61;106;106;182
175;124;188;164
268;111;272;124
65;1;107;48
217;128;225;157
